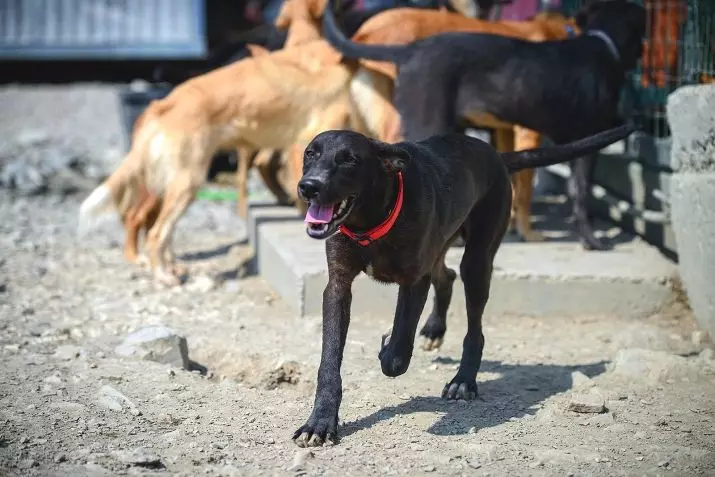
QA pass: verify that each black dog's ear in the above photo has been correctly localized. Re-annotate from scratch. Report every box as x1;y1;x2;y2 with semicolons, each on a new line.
378;145;410;173
574;0;601;29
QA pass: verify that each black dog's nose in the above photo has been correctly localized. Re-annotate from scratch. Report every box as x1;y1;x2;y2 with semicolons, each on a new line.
298;178;324;201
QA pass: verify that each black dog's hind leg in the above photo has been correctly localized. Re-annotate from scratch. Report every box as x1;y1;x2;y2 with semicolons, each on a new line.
419;249;457;351
294;249;360;447
379;275;431;377
568;154;612;251
444;179;511;400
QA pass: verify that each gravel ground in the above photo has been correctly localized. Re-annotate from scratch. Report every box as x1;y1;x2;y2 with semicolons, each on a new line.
1;187;715;477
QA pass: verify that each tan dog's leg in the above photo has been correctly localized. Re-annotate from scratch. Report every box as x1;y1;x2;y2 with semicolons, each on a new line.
286;144;308;215
513;126;543;242
123;211;142;264
146;174;197;286
124;194;162;266
236;147;255;220
254;149;294;206
493;127;517;231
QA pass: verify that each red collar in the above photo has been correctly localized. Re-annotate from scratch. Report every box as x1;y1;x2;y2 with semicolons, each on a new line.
338;172;404;246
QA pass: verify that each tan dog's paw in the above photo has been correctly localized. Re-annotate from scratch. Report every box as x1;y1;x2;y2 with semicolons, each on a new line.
154;267;184;287
520;229;544;242
136;254;151;268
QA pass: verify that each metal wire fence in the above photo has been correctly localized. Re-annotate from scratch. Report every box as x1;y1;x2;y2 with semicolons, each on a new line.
556;0;714;139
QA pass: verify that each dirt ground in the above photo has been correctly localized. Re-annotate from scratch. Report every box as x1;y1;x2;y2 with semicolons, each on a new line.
1;189;715;477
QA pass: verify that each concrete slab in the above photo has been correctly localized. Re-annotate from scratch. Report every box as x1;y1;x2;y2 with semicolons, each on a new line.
249;200;679;319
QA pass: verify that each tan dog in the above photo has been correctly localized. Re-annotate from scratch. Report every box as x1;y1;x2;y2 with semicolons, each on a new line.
230;0;334;218
78;50;357;285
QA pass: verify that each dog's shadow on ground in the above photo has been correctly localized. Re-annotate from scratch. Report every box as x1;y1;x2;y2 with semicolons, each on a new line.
340;359;607;439
178;240;245;262
501;197;634;247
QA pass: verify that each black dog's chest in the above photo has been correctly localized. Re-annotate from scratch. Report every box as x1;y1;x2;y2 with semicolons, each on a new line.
361;248;420;285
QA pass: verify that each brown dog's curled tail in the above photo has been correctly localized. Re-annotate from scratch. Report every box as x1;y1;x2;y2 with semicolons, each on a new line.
500;124;634;173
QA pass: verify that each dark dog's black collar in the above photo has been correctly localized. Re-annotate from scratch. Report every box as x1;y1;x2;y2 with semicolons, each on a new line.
586;29;621;63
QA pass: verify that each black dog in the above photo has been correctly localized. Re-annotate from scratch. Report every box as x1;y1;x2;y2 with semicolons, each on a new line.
292;124;632;447
322;0;646;251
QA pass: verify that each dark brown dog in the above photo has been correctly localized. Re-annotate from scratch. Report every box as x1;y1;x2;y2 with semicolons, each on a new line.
292;123;633;447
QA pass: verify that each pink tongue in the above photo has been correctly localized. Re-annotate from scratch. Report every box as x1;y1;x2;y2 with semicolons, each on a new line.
305;203;334;224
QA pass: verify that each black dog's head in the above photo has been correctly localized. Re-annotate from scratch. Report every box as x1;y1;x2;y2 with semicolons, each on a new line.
297;130;409;240
575;0;646;71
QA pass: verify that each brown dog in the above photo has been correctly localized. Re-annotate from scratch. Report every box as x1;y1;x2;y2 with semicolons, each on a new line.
232;0;336;219
78;48;357;285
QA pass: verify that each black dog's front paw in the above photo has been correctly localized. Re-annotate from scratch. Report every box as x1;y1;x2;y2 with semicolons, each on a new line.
378;331;411;377
442;378;478;401
293;415;339;447
579;228;613;251
419;316;446;351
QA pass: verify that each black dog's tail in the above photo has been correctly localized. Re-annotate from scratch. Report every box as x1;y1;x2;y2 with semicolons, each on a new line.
323;0;412;64
501;124;634;173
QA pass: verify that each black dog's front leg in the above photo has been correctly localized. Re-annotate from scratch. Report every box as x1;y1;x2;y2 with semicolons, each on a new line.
379;275;431;377
294;279;353;447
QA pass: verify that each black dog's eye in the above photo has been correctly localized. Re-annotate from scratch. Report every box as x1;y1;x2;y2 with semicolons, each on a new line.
304;149;315;161
337;152;358;165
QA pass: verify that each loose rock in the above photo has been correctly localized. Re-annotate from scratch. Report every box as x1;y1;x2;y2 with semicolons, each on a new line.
567;389;606;414
113;447;163;468
54;344;82;361
610;348;702;383
571;370;593;388
533;448;601;465
97;385;141;416
289;449;313;472
588;412;616;427
18;459;38;469
262;360;301;390
115;325;190;370
186;275;218;293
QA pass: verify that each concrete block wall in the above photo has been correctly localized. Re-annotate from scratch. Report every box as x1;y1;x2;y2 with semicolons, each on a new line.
667;84;715;340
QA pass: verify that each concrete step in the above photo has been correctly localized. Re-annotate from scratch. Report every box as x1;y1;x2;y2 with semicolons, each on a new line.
248;199;679;319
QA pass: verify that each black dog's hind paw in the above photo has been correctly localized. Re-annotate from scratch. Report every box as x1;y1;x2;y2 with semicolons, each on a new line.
293;418;338;448
442;379;478;401
580;234;613;252
419;318;446;351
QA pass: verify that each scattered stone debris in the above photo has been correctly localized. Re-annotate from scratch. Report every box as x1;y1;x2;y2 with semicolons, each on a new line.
567;389;606;414
115;325;190;370
113;447;164;468
532;448;601;466
97;385;141;416
588;412;616;427
54;344;83;361
262;360;301;390
0;131;104;195
186;275;218;293
610;348;705;383
288;449;313;472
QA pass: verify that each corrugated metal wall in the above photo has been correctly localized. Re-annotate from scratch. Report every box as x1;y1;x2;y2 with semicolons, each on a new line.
0;0;206;59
